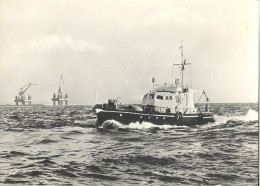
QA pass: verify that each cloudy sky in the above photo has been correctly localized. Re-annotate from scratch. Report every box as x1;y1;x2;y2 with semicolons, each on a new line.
0;0;258;105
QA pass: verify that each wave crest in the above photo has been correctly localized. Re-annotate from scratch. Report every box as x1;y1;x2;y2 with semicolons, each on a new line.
101;120;124;129
201;109;258;128
216;109;258;123
100;120;186;130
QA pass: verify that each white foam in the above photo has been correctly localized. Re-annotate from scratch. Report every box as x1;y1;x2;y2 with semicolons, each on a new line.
200;109;258;129
101;120;186;130
101;119;124;128
128;121;176;130
216;109;258;123
242;109;258;121
74;120;84;124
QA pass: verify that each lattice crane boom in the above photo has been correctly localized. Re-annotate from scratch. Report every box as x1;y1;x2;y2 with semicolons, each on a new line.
19;83;37;96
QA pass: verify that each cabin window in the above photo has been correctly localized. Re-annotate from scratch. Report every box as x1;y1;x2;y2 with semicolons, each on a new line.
166;96;169;100
143;94;147;100
169;96;173;100
175;96;180;103
157;95;163;100
149;94;154;99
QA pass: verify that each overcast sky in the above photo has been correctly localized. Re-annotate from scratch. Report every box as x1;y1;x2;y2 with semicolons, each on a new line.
0;0;258;105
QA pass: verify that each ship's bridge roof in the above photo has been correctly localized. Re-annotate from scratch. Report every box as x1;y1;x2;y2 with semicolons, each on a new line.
155;85;182;93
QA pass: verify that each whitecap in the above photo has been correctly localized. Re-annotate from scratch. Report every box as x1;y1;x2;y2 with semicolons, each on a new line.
100;120;187;131
216;109;258;123
200;109;258;129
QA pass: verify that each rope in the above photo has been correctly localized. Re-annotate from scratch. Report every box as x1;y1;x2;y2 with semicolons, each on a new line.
195;91;204;106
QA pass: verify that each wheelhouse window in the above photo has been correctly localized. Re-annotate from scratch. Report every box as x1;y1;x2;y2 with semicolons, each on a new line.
143;94;147;100
149;94;154;99
156;95;163;100
166;96;169;100
169;96;173;100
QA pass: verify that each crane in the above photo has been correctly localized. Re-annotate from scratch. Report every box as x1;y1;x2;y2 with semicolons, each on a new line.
19;83;37;96
14;83;37;105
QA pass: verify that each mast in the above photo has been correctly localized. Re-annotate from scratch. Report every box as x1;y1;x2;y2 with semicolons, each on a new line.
179;44;184;89
173;45;191;88
59;75;63;94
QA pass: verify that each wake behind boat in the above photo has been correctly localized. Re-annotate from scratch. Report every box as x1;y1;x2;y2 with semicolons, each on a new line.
93;45;215;126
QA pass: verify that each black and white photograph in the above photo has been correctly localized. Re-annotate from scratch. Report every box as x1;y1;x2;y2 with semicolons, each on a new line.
0;0;258;185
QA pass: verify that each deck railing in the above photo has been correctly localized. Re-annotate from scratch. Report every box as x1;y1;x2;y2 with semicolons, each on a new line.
142;105;214;114
197;106;214;113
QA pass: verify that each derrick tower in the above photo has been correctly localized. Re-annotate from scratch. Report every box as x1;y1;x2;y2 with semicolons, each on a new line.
51;75;69;106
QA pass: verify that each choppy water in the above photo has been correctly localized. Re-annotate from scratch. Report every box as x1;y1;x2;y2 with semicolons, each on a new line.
0;103;258;185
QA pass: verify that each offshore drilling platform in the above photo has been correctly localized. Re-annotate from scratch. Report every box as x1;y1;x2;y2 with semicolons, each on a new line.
51;76;69;106
14;83;37;105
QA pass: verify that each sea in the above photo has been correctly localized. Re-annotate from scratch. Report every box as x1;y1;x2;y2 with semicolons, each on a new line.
0;103;258;185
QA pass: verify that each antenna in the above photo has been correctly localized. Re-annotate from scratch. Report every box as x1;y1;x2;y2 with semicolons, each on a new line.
179;43;184;88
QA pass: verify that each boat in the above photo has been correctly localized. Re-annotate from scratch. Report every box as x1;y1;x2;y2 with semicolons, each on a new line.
93;45;215;126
